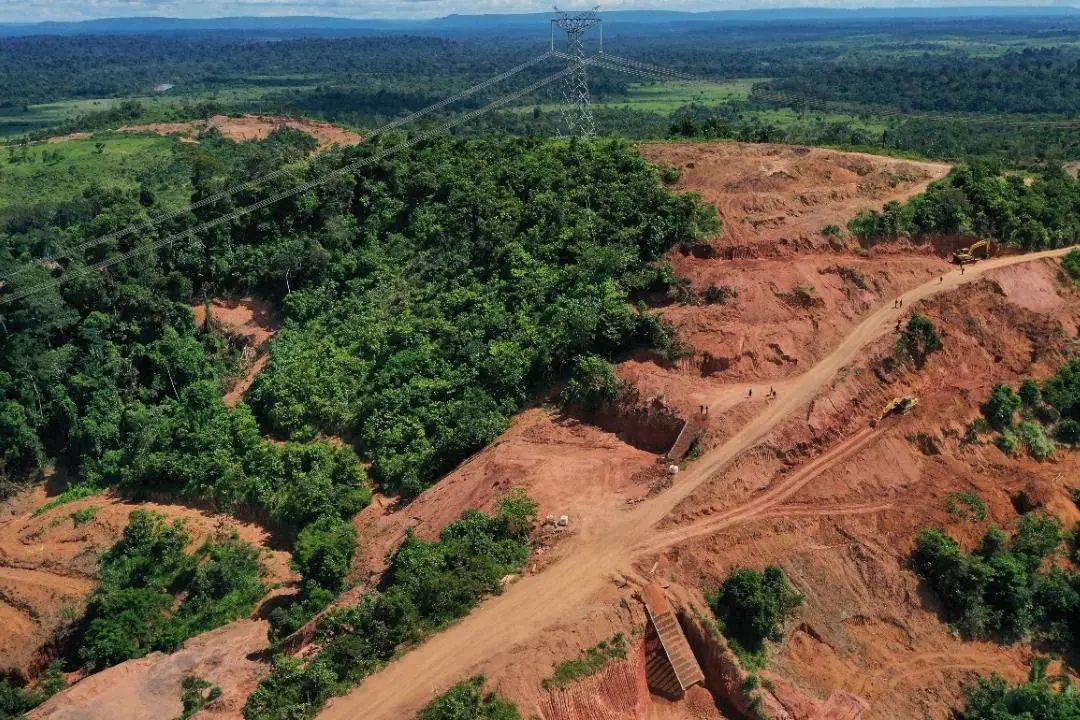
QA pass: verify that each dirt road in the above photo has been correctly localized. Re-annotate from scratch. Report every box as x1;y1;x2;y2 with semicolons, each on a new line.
319;246;1075;720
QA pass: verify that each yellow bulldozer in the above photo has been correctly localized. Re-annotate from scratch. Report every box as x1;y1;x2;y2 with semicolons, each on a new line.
879;395;919;421
953;240;989;264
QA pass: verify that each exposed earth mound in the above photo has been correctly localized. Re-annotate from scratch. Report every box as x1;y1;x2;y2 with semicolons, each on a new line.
193;297;280;407
117;114;362;149
27;619;270;720
637;142;950;256
0;483;291;680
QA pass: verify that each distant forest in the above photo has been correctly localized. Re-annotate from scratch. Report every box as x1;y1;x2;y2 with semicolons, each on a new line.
1;15;1080;162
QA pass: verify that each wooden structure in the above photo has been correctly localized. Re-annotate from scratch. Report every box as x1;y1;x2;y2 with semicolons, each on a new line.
641;584;705;699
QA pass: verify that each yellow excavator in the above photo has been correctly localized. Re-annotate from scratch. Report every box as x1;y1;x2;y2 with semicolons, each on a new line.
953;240;989;264
879;395;919;421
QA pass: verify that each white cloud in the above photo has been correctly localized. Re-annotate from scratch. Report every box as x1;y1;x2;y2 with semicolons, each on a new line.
0;0;1076;23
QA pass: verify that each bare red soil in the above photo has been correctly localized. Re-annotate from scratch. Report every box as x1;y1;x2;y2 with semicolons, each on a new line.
28;619;271;720
0;483;291;681
318;248;1077;720
637;142;950;256
118;114;362;150
193;297;280;408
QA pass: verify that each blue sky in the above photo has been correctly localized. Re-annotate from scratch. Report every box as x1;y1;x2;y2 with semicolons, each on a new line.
1;0;1076;23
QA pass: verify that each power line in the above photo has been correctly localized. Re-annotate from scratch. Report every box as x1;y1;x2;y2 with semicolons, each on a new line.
1;51;557;283
0;60;586;308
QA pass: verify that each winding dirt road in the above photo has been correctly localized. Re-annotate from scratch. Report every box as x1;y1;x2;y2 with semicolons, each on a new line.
319;246;1075;720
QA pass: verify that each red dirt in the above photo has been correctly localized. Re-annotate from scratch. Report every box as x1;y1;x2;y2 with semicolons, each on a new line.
118;114;362;150
319;246;1076;720
0;484;292;679
193;297;279;408
27;619;271;720
637;142;950;256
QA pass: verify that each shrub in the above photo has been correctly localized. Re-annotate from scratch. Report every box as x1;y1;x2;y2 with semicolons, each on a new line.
543;633;628;690
822;224;842;237
418;677;521;720
896;314;943;366
707;565;804;654
70;507;98;526
245;499;534;720
181;676;222;720
947;492;988;522
292;516;356;594
703;284;736;305
983;384;1023;431
560;355;622;413
1019;379;1042;408
913;518;1080;646
1055;419;1080;445
660;165;682;186
1063;248;1080;284
1014;421;1054;460
959;664;1080;720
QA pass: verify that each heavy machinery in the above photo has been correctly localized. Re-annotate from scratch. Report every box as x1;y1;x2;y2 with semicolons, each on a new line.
953;240;989;264
879;395;919;421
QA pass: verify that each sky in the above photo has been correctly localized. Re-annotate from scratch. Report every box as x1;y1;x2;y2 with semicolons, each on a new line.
1;0;1077;23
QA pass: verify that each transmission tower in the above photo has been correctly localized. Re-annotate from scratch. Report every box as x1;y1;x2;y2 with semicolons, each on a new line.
551;5;601;138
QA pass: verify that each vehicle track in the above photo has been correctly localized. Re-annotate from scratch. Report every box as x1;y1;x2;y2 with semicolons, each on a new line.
319;246;1075;720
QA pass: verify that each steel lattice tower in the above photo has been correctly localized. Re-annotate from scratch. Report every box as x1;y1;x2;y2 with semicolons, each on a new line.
551;6;601;138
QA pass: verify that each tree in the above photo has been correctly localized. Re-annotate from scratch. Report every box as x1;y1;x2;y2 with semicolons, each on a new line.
559;355;622;413
497;488;537;539
897;314;943;367
292;516;357;594
708;565;804;653
983;384;1023;431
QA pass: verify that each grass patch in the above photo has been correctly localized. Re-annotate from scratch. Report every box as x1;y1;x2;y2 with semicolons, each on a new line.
947;492;988;522
32;482;104;517
70;507;98;526
542;633;628;690
0;134;190;211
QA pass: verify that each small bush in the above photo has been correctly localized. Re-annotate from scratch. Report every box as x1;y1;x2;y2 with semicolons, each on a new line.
996;429;1021;456
543;633;628;690
1019;379;1042;408
1055;419;1080;445
70;507;98;526
983;384;1023;431
181;676;222;720
560;355;622;413
292;516;356;594
707;566;803;655
703;284;736;305
1063;248;1080;284
947;492;988;522
418;676;521;720
822;224;842;237
1014;421;1054;460
660;165;682;186
896;314;943;366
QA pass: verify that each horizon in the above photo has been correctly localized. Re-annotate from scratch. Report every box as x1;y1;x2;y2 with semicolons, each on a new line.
2;1;1079;24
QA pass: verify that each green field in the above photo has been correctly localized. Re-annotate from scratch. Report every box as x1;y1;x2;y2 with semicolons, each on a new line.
522;79;765;115
0;84;318;140
0;134;190;211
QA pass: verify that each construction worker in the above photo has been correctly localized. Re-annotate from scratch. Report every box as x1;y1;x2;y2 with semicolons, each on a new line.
896;318;902;332
940;275;944;284
748;388;753;398
899;298;903;309
961;264;965;275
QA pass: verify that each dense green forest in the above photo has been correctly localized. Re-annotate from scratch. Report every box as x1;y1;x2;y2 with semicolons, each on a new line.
3;15;1080;162
847;162;1080;250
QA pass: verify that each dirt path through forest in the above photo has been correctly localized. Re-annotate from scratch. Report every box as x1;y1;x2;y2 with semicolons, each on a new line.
320;246;1076;720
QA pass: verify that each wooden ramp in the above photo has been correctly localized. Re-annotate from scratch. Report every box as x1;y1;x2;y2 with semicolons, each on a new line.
641;584;705;697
